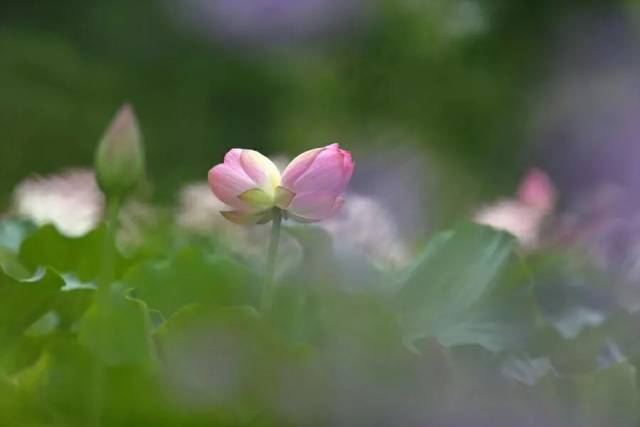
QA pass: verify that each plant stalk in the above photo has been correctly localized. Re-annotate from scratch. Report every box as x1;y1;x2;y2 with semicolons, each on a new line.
97;196;121;301
90;195;121;427
261;207;282;312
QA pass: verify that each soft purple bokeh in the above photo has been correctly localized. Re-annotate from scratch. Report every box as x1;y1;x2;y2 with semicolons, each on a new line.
349;141;434;248
167;0;372;49
529;6;640;309
530;7;640;207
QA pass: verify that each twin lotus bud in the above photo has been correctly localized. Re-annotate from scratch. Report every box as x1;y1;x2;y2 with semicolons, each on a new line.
208;144;355;224
94;104;146;199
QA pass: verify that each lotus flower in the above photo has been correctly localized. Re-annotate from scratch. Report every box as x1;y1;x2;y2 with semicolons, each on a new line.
208;144;354;224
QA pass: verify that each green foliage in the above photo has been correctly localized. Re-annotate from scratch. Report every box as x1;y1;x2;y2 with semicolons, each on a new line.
567;362;638;426
78;290;154;366
397;222;534;351
0;268;64;348
125;248;257;318
0;218;638;425
20;224;127;281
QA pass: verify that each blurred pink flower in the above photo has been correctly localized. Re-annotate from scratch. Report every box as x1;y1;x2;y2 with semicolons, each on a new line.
208;144;354;224
517;168;556;212
474;169;557;249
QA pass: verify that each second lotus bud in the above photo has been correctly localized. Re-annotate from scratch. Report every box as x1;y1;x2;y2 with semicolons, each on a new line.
95;104;146;199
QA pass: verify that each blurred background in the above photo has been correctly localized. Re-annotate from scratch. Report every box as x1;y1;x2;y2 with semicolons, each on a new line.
2;0;640;237
5;3;640;425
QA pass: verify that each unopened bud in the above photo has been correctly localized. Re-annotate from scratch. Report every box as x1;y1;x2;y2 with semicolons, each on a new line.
94;104;145;198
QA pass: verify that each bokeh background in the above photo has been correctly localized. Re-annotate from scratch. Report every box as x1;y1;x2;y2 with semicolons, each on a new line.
2;0;640;232
5;3;640;426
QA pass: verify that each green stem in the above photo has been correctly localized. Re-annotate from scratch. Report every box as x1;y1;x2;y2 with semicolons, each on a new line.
261;207;282;312
90;196;121;427
97;196;121;301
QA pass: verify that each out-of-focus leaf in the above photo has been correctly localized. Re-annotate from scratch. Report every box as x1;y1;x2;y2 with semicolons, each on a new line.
285;224;381;291
396;222;532;351
532;256;615;339
78;288;153;366
0;247;31;280
602;310;640;363
0;376;30;426
19;224;127;282
24;312;59;337
154;304;286;424
529;317;626;376
565;362;637;427
0;219;36;253
26;336;98;425
281;292;450;426
24;289;94;338
125;248;256;317
9;351;50;394
499;354;557;386
55;288;95;331
0;267;64;348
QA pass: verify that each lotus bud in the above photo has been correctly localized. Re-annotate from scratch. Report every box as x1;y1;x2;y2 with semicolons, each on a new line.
95;104;145;199
280;143;354;222
208;144;354;224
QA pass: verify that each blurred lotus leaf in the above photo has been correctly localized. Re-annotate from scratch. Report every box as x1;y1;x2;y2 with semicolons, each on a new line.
397;222;535;352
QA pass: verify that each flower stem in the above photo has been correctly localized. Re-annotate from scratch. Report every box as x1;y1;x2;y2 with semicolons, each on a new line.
97;196;121;301
90;196;121;427
261;207;282;312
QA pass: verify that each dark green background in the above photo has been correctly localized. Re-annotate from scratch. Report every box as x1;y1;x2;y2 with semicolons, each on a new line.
0;0;632;209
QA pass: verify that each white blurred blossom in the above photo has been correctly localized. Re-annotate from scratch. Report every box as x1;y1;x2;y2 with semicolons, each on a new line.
11;169;104;237
474;169;556;249
323;194;411;270
11;168;155;246
177;181;303;278
177;182;260;254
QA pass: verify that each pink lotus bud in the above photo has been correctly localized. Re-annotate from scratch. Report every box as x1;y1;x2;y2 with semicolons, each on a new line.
95;104;145;198
281;143;354;222
517;168;556;212
208;149;285;224
208;144;354;224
